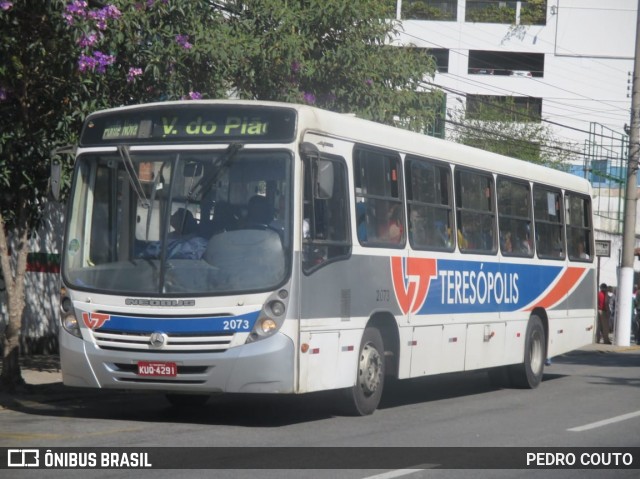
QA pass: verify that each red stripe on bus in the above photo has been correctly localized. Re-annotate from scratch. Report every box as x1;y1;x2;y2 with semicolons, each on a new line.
525;267;586;311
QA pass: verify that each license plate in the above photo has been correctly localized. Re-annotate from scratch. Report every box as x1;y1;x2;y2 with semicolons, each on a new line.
137;361;177;377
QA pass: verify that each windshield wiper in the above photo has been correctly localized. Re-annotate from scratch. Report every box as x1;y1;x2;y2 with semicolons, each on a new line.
187;142;244;201
118;144;150;208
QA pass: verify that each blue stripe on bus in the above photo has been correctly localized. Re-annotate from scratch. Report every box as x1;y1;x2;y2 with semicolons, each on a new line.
416;260;566;315
97;310;260;334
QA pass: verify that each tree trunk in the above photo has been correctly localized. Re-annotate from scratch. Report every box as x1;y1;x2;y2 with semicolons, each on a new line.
0;213;29;391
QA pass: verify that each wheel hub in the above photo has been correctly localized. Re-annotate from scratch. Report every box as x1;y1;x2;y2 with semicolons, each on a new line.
359;342;382;395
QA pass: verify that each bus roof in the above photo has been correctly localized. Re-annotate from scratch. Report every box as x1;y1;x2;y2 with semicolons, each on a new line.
84;99;591;195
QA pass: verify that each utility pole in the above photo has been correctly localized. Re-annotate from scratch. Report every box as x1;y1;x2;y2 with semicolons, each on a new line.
616;0;640;347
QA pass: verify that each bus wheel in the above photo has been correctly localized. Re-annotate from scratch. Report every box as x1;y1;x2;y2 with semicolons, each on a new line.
509;315;546;389
341;327;385;416
165;393;209;408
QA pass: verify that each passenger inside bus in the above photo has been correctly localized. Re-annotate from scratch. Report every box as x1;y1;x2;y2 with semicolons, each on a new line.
356;202;368;242
245;195;274;227
201;201;236;237
170;208;198;236
380;204;403;244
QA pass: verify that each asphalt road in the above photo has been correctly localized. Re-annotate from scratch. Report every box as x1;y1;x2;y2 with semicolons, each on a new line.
1;343;639;478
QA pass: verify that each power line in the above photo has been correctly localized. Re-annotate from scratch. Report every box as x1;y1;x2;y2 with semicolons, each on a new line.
424;79;628;141
397;23;632;121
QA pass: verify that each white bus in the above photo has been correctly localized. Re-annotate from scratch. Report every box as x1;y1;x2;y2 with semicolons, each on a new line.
57;100;596;415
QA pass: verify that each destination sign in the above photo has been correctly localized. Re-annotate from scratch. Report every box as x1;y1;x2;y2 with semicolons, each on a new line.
80;104;297;146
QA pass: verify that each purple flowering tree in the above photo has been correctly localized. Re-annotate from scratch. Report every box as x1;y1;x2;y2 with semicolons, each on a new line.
0;0;440;390
0;0;86;390
0;0;236;390
61;0;234;106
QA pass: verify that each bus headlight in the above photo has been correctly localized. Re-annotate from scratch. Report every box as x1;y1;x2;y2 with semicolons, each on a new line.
60;289;81;338
258;318;278;334
62;313;82;338
246;296;288;344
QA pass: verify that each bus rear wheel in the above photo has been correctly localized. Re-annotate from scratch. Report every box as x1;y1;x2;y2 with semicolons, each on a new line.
509;315;546;389
340;327;385;416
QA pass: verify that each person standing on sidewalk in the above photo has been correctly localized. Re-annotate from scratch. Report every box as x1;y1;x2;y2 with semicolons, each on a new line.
597;283;612;344
607;286;616;335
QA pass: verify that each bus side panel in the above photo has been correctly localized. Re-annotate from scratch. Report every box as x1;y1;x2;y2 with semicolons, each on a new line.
409;325;443;376
464;322;507;370
298;329;361;393
548;315;594;359
548;268;596;357
441;324;467;373
504;319;528;365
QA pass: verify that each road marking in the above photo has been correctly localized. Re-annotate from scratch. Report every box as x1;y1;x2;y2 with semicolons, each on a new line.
362;470;425;479
568;410;640;432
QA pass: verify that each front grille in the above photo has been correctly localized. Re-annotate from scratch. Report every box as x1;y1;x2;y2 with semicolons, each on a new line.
91;329;234;353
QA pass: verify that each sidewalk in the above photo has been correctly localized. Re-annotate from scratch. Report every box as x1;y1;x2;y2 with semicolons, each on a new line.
18;354;62;386
10;341;640;386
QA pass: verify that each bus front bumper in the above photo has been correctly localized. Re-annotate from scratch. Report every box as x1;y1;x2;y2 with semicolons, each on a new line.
59;331;295;394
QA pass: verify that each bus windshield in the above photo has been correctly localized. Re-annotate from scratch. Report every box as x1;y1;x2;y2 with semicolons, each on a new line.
63;147;292;295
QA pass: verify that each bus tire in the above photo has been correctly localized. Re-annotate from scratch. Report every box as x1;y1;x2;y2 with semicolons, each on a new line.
165;393;209;408
340;327;385;416
509;315;546;389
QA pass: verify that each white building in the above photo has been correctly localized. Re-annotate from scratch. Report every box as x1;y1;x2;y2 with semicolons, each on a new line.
395;0;639;287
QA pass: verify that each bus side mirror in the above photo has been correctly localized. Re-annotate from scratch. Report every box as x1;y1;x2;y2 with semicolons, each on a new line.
50;145;76;201
51;159;62;201
315;159;334;200
300;142;333;199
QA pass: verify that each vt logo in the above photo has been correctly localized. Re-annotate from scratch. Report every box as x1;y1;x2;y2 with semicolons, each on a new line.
391;257;437;315
82;312;111;329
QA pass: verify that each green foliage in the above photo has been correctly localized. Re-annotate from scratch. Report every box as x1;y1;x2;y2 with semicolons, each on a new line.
466;3;516;24
225;0;441;130
466;1;546;25
520;0;547;26
0;0;437;385
402;1;457;21
448;98;576;170
0;0;440;232
0;0;80;230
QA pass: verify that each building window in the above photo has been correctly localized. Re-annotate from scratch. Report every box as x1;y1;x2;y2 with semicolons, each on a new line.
468;50;544;77
429;48;450;73
466;95;542;122
466;1;546;25
403;0;458;21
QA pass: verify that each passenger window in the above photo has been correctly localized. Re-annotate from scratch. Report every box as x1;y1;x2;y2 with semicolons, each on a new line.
353;147;405;247
566;193;593;261
455;169;496;253
405;156;454;251
533;186;565;259
302;154;351;272
497;177;533;257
